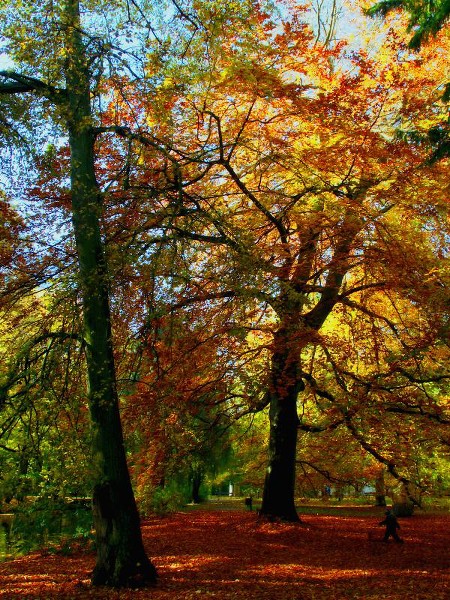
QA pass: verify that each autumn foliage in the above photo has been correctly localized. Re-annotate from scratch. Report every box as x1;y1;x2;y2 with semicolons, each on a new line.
0;0;449;591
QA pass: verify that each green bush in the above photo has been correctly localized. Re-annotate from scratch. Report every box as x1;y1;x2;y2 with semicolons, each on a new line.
138;485;187;517
6;497;93;556
393;502;415;517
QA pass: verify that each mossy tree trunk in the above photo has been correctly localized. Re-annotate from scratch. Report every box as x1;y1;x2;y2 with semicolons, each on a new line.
62;0;156;586
190;466;204;504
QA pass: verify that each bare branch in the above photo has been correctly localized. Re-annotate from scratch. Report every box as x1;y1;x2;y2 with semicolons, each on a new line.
0;71;66;101
344;413;423;505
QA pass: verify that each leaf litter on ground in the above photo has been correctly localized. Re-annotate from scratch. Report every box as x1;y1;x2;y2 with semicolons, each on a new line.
0;503;449;599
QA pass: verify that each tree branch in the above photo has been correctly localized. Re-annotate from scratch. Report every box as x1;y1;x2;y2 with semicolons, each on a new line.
385;404;450;425
0;332;83;409
297;459;355;486
338;296;399;335
0;71;66;101
344;413;423;505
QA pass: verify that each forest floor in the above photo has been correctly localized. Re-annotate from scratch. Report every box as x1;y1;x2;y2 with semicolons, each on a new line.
0;499;449;599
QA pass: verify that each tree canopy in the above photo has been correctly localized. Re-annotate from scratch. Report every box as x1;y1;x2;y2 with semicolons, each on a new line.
0;0;449;588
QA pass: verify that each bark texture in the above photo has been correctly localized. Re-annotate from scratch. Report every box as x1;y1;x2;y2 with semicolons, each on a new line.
64;0;156;586
260;326;302;521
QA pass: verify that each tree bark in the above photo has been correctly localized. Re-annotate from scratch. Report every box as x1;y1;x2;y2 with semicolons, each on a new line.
260;326;302;521
63;0;156;586
375;468;387;507
259;204;363;521
191;466;204;504
261;390;300;521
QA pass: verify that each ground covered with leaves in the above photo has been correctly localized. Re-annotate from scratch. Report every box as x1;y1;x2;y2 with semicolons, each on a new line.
1;503;449;599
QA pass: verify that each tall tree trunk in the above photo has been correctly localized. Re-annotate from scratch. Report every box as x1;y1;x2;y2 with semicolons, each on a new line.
191;466;204;504
375;468;387;507
261;390;300;521
260;325;301;521
259;209;362;521
64;0;156;586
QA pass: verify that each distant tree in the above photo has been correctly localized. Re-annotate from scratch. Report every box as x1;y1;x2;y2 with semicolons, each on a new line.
120;302;237;508
366;0;450;48
367;0;450;160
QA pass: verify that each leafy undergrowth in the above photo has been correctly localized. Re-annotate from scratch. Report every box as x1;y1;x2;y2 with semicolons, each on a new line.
1;506;449;599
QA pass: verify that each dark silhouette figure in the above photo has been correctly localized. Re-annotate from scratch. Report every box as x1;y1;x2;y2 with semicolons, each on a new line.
379;510;403;543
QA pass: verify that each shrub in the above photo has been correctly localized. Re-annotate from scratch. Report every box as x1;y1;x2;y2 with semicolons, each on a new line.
138;485;186;517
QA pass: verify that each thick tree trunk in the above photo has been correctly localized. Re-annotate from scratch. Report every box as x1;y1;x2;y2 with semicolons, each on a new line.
191;467;204;504
259;213;361;521
261;389;300;521
64;0;156;586
260;326;301;521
